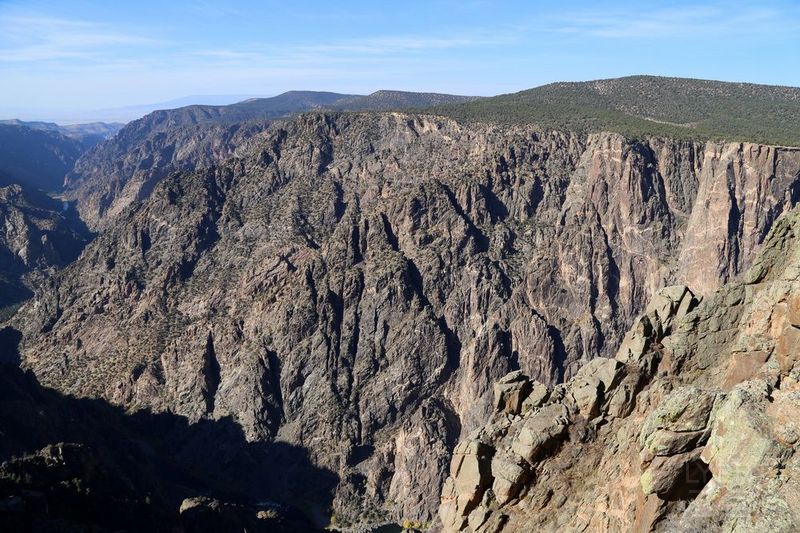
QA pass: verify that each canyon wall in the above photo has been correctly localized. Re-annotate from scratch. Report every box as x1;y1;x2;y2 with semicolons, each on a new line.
440;206;800;532
15;112;800;526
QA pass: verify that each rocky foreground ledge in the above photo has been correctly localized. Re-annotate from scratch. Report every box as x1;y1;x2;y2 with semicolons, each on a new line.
440;208;800;532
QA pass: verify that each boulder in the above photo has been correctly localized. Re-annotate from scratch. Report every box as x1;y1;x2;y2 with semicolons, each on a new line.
511;404;570;463
615;315;656;365
639;449;707;497
521;381;550;414
639;387;719;459
493;371;533;416
616;286;698;369
645;285;697;330
701;381;785;488
440;439;494;531
179;496;315;533
568;358;625;417
491;451;529;506
605;381;637;418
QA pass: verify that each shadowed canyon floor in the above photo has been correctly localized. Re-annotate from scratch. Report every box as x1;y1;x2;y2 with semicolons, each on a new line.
0;347;327;531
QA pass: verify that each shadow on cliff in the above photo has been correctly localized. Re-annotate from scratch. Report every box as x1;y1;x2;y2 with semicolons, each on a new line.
0;332;336;532
0;177;94;314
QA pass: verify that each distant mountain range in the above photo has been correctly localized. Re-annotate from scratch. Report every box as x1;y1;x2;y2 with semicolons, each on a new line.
1;90;480;124
111;90;480;126
0;120;122;193
0;119;123;147
6;77;800;146
87;94;268;123
0;95;263;124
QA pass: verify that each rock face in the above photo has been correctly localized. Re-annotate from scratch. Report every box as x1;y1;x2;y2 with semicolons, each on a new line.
677;142;800;295
63;117;269;230
14;111;800;526
0;124;86;193
0;184;90;318
0;362;327;531
64;91;479;231
439;207;800;532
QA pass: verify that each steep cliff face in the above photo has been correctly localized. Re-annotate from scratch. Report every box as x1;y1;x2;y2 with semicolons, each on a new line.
0;184;91;318
14;112;800;526
440;207;800;532
0;124;86;193
63;118;268;229
677;142;800;295
64;91;479;231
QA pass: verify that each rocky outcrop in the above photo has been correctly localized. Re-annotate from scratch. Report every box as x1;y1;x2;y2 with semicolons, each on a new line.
179;496;317;533
0;184;90;318
64;92;478;231
0;442;171;532
439;207;800;531
63;118;268;230
14;112;800;527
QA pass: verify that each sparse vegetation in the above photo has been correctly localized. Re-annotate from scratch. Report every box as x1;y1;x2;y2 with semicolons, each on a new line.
430;76;800;146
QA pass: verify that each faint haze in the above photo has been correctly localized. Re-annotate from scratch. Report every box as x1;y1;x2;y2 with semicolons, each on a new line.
0;0;798;123
4;95;269;123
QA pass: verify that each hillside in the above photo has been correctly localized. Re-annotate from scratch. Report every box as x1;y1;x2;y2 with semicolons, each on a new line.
0;124;86;192
125;89;478;127
434;76;800;146
147;91;358;126
333;90;479;111
0;183;90;319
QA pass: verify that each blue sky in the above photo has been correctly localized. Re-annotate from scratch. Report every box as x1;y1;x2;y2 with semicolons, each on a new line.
1;0;798;120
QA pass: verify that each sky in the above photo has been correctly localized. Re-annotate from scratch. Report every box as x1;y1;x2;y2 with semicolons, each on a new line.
1;0;798;122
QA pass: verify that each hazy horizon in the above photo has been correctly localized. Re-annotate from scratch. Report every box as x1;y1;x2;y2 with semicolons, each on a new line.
2;94;271;124
2;0;799;123
7;73;800;125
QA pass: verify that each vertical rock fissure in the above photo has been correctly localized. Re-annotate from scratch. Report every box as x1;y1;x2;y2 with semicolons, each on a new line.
264;348;285;429
202;332;220;413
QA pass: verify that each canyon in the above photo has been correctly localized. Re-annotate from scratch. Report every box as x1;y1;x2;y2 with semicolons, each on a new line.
10;108;800;527
2;77;800;531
